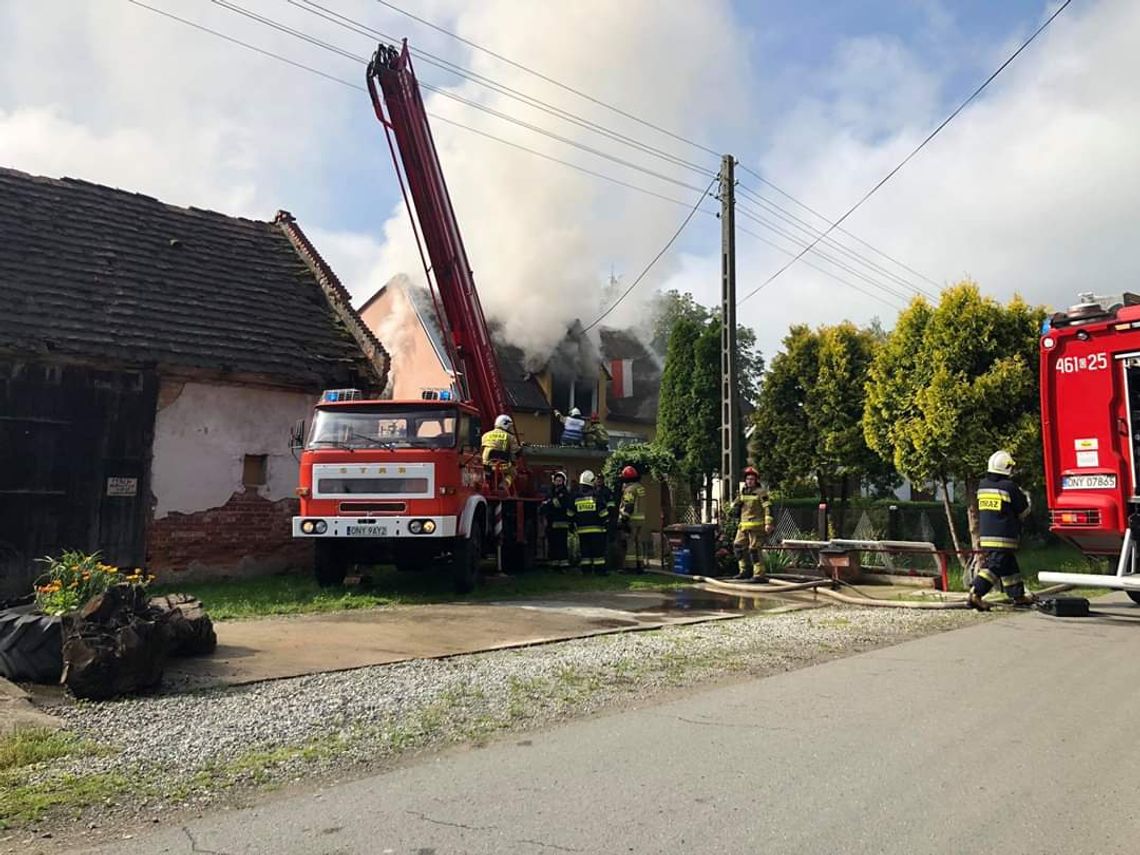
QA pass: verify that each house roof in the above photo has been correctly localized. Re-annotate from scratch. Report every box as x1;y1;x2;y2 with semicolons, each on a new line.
598;327;660;424
493;339;551;413
0;166;387;390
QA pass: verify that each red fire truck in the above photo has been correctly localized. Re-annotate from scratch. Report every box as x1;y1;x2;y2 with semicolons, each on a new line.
291;42;539;592
1038;292;1140;601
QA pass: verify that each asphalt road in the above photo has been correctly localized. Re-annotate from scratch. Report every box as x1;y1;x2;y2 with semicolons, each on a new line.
82;595;1140;854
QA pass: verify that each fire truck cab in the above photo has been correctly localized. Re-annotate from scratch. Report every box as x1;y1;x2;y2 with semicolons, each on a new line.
1038;292;1140;601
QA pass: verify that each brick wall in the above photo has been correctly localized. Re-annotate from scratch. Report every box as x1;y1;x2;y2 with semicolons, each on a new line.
147;488;312;581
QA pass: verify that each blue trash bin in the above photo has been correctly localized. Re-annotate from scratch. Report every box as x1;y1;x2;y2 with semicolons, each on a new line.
672;548;692;574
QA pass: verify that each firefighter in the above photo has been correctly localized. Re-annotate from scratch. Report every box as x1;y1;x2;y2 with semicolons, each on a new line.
585;413;610;450
568;470;609;573
618;465;648;573
730;467;773;580
967;450;1036;611
541;471;571;568
480;414;521;489
555;407;587;446
595;472;620;571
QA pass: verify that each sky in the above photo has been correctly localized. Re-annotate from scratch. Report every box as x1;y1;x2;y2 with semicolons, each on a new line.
1;0;1135;365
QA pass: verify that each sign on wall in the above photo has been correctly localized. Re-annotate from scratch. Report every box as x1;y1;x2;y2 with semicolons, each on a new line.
106;477;138;497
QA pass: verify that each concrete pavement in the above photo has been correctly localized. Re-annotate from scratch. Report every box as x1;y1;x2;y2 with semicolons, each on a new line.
81;595;1140;854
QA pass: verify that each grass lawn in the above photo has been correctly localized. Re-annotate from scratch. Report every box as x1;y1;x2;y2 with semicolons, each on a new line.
944;540;1116;596
152;566;693;621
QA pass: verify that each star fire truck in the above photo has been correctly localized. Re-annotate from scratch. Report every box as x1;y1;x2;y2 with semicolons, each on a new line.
1038;292;1140;602
290;41;539;592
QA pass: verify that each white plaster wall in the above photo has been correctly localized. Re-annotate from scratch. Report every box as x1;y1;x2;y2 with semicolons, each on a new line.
151;381;315;518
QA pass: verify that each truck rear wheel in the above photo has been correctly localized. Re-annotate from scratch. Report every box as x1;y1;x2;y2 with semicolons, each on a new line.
453;523;483;594
1127;591;1140;605
314;541;347;588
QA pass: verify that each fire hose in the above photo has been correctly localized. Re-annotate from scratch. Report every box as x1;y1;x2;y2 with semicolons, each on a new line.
647;568;1073;610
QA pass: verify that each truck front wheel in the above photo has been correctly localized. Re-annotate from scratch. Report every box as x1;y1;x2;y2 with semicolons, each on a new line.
453;523;483;594
314;541;347;588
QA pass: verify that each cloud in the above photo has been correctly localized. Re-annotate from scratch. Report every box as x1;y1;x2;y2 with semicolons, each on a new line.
730;0;1140;357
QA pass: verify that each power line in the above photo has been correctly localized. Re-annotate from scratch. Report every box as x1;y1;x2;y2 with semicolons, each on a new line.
734;185;934;299
373;0;723;160
369;0;939;306
124;0;713;208
737;164;942;290
738;0;1074;306
290;0;717;179
737;222;905;310
126;0;364;90
582;176;718;332
734;206;914;304
209;0;707;194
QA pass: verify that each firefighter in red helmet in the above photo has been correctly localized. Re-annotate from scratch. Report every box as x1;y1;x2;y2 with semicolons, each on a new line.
730;466;773;580
618;465;647;573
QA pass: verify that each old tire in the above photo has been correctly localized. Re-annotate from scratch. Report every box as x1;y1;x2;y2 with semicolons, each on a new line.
0;607;63;683
314;541;347;588
453;523;483;595
1127;591;1140;605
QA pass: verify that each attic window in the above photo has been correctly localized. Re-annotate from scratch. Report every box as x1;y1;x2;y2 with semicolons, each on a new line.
243;454;268;488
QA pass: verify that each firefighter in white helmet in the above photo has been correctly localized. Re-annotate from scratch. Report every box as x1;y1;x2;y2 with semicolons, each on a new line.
567;470;609;573
481;414;521;489
555;407;587;446
967;450;1036;610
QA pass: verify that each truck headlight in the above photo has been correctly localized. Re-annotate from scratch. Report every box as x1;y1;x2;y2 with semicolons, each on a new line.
422;520;436;533
301;520;316;534
314;520;328;534
409;520;423;534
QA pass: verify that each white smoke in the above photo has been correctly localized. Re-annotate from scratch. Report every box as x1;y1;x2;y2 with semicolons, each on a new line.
370;0;750;363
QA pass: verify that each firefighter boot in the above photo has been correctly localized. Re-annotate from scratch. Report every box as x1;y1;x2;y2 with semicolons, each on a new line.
1011;591;1038;608
965;591;992;612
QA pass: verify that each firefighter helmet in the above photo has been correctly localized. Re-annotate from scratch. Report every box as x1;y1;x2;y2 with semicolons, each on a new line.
494;414;513;430
743;466;760;480
579;470;596;487
621;465;639;481
569;407;582;418
552;470;567;484
988;450;1015;476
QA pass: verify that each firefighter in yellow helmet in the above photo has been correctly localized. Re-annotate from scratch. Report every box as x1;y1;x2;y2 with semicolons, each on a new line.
481;414;521;489
567;470;609;574
730;466;773;580
967;450;1036;610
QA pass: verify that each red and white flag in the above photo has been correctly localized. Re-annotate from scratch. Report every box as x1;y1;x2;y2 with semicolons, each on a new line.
610;358;634;398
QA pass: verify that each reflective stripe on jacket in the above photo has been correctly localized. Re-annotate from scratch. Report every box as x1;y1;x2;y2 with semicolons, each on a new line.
481;428;517;464
620;483;646;521
568;493;607;534
560;416;586;444
978;474;1029;550
733;488;772;531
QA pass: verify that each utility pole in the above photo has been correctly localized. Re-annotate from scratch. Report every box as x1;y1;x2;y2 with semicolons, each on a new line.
720;154;740;511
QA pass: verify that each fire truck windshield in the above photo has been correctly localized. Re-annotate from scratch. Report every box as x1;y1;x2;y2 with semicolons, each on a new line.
308;407;458;450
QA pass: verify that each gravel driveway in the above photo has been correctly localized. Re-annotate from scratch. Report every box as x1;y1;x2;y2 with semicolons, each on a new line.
10;605;979;845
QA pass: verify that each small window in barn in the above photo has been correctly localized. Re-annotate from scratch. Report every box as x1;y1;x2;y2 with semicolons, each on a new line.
242;454;268;488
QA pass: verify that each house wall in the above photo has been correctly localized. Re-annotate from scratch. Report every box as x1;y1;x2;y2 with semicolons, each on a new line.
146;380;316;579
512;411;552;446
359;286;451;400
